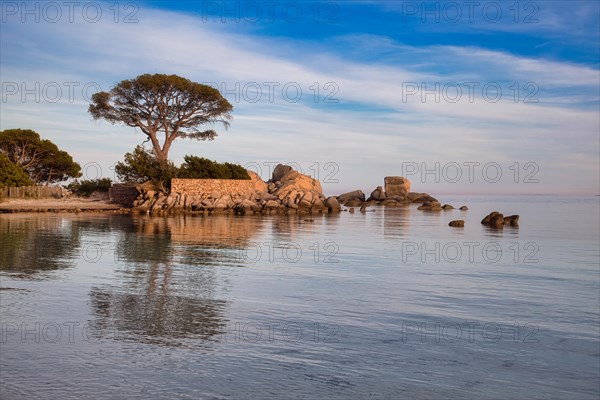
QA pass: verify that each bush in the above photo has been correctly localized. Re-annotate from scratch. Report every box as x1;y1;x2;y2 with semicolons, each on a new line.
66;178;113;197
178;156;250;179
0;153;33;189
114;146;178;191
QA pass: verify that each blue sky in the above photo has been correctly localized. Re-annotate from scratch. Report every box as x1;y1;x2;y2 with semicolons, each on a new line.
1;0;598;195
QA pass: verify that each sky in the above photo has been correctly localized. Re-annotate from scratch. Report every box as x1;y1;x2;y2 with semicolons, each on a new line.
1;0;598;195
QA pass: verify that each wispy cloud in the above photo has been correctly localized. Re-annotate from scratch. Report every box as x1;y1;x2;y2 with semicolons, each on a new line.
1;4;598;194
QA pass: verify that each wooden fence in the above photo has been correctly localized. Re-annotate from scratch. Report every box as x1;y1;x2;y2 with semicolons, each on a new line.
0;186;63;199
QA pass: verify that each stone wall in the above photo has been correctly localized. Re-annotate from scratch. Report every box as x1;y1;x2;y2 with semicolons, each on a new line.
170;178;255;197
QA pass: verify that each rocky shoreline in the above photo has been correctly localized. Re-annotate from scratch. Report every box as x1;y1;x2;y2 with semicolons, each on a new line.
0;164;519;228
128;164;441;216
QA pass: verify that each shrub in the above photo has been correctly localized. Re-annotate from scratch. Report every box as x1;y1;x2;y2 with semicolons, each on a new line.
66;178;113;197
178;156;250;179
114;145;178;191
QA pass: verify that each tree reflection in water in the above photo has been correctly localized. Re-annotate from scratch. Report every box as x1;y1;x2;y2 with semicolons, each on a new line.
88;215;265;347
0;215;83;279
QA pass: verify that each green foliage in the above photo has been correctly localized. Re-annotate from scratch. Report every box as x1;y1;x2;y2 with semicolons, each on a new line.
0;153;33;189
89;74;233;162
0;129;81;185
66;178;113;197
114;145;178;190
178;156;250;180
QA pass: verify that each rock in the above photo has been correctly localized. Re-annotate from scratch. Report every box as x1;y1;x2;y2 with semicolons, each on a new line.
272;164;293;182
382;199;399;206
298;192;314;209
311;198;328;213
325;196;341;212
481;211;498;225
212;195;232;210
417;201;442;211
481;211;517;228
481;211;506;228
360;204;368;212
406;192;438;203
345;198;363;207
348;207;355;213
449;220;464;227
337;190;365;205
247;171;268;194
442;204;454;210
264;199;281;209
489;213;505;228
368;186;386;201
507;215;519;226
384;176;411;198
460;206;468;210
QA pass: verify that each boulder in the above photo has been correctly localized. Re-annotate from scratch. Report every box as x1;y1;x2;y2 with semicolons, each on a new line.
384;176;411;198
459;206;468;210
247;171;268;195
272;164;293;182
449;220;464;227
442;204;454;210
337;190;365;205
507;215;519;227
325;196;341;212
212;195;232;210
481;211;506;228
489;213;505;228
345;198;363;207
311;197;328;213
263;199;281;210
417;201;442;211
406;192;438;203
234;199;258;215
368;186;386;201
298;192;314;209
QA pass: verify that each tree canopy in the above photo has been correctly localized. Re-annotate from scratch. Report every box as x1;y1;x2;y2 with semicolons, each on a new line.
114;145;178;190
0;153;33;189
0;129;81;185
89;74;233;162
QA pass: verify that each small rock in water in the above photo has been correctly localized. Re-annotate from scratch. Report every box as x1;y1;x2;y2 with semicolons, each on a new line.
349;207;355;213
449;220;464;227
442;204;454;210
459;206;468;210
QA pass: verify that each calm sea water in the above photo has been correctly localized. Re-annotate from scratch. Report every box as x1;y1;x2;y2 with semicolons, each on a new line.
1;196;598;399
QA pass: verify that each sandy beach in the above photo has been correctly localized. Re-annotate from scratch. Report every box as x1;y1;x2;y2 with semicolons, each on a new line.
0;197;125;213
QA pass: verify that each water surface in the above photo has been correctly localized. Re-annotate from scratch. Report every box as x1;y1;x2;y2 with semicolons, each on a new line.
1;196;599;399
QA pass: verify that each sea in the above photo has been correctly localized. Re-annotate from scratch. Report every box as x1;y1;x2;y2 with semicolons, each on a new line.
1;195;599;399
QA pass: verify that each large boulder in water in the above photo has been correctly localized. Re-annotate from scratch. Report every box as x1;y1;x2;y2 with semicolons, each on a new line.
384;176;411;198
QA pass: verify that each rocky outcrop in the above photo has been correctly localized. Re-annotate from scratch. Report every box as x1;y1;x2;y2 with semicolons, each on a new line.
449;220;465;227
481;211;519;228
131;164;340;216
406;192;438;203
